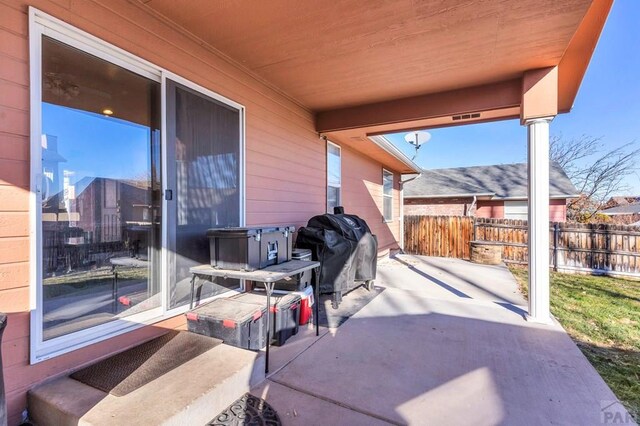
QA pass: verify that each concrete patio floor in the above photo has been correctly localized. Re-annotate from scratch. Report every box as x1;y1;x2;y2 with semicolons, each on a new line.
253;255;631;425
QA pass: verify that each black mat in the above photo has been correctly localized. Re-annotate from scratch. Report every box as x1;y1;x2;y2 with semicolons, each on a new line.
71;330;221;396
318;285;384;328
209;393;281;426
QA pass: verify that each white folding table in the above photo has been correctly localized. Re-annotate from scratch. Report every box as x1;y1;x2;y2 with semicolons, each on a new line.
189;259;320;373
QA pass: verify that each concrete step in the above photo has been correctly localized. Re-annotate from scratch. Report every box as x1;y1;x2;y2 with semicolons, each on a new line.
28;343;265;426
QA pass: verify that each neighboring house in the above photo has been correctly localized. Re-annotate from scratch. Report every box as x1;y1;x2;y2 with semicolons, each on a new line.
601;203;640;225
0;1;608;424
603;196;640;209
404;163;580;221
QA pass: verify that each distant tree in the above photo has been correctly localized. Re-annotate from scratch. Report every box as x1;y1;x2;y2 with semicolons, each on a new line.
549;134;640;221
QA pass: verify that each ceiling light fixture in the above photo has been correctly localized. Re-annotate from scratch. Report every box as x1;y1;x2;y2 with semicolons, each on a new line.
102;108;114;116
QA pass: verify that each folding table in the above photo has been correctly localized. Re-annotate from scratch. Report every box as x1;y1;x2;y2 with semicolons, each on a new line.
189;259;320;373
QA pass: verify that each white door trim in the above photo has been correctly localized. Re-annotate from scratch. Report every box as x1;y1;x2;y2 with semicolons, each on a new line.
28;7;246;363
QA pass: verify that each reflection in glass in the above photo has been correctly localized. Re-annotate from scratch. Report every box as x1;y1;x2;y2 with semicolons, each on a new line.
327;143;341;213
383;170;393;221
41;37;161;340
167;81;241;308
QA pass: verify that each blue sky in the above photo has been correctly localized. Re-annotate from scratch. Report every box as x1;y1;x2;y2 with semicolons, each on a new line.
385;0;640;195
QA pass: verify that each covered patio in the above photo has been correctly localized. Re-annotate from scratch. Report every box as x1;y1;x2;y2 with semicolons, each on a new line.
0;0;616;424
135;0;613;324
253;255;625;425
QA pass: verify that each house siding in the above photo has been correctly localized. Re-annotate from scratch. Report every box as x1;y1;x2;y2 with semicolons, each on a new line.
475;199;567;221
339;143;401;254
0;1;403;423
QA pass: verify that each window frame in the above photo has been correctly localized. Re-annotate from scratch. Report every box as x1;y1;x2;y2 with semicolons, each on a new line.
326;141;342;214
29;8;246;363
382;168;394;222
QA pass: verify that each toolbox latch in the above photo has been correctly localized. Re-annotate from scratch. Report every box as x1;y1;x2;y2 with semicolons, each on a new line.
267;241;278;261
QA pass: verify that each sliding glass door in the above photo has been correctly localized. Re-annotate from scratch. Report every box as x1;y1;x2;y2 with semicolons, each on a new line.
39;36;162;341
165;80;243;309
31;13;245;361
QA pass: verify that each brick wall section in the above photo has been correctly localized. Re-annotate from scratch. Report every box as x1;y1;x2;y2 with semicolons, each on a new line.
549;199;568;222
404;197;475;216
406;198;569;222
0;1;403;423
475;200;505;218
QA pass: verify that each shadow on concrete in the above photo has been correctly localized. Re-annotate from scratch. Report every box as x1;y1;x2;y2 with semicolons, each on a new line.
392;256;472;299
262;308;629;426
413;256;524;305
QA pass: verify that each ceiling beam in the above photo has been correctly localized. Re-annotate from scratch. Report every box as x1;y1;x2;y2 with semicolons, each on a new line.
521;67;558;124
315;79;522;133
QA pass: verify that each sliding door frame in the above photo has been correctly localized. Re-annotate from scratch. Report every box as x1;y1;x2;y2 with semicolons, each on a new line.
161;73;246;311
29;8;245;363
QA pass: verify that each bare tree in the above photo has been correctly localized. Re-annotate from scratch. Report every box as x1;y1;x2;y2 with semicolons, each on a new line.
550;134;640;221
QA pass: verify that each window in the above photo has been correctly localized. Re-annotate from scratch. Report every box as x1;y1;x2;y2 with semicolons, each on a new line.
504;200;528;220
30;9;245;362
327;141;341;213
383;169;394;221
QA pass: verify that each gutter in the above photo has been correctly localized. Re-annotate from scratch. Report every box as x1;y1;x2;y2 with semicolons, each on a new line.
403;192;494;199
491;194;582;201
368;135;421;173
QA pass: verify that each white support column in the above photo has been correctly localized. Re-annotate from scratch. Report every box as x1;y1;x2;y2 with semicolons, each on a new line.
526;117;553;323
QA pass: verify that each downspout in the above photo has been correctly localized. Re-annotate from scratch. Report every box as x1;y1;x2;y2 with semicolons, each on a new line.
468;195;478;217
399;173;422;252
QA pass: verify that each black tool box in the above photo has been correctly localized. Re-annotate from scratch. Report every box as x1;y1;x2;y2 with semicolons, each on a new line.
206;226;295;271
186;298;266;350
232;292;301;346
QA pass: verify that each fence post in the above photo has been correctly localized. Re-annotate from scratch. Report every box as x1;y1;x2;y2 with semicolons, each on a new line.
472;218;477;242
553;222;559;272
605;228;611;271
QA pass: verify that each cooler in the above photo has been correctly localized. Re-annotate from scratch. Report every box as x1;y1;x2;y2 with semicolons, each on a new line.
186;298;266;350
295;285;314;325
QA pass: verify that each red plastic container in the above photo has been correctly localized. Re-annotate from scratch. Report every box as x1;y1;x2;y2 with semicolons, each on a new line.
295;286;314;325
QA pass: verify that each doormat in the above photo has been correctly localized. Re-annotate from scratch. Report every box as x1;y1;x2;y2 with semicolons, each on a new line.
318;285;384;329
71;330;221;396
208;393;281;426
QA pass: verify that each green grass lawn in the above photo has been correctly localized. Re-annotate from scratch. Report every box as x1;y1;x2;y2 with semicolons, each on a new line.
509;267;640;421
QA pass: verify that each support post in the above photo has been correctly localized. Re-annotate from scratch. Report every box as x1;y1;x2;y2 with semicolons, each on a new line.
526;117;553;323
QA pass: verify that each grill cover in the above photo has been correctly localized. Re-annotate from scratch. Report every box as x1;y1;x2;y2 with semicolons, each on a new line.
296;214;377;294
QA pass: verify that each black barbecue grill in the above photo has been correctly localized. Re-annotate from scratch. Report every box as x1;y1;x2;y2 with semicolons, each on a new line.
296;209;377;308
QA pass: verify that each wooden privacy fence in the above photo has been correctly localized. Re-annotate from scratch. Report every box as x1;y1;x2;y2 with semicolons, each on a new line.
403;215;473;259
404;215;640;277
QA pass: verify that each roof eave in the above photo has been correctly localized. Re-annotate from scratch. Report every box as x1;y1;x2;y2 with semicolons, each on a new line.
368;135;422;174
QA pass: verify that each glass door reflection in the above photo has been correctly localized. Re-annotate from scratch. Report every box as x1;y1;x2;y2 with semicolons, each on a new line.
40;36;162;340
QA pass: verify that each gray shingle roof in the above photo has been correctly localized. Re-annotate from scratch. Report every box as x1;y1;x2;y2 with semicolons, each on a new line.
601;203;640;215
404;162;579;199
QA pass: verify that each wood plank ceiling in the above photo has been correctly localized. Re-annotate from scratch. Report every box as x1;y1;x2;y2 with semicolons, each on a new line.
141;0;592;113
